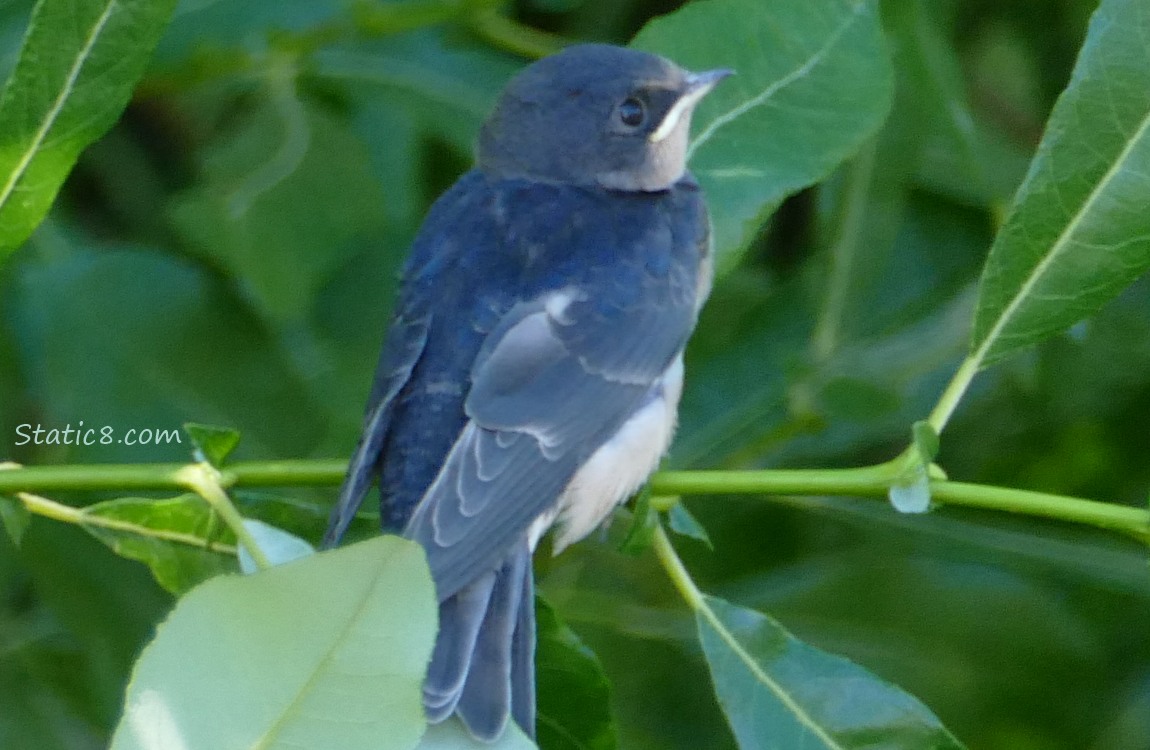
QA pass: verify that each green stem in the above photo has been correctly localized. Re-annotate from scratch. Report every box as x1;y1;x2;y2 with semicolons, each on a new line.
175;465;272;571
651;525;704;609
932;481;1150;542
467;8;565;59
3;457;1147;544
0;459;347;493
810;140;877;363
926;355;980;434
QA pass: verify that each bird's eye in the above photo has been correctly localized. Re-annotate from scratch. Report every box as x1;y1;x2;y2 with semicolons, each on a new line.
618;97;646;128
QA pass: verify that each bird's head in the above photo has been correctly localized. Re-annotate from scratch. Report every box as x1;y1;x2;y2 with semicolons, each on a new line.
477;44;731;192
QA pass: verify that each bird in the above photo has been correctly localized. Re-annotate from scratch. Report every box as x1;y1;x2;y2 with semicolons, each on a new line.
324;42;730;742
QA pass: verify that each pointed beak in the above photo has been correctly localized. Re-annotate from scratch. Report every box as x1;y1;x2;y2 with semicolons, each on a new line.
649;67;735;143
685;67;736;92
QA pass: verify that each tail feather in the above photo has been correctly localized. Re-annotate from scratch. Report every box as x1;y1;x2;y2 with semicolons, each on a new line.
509;559;536;738
424;571;497;718
425;542;536;740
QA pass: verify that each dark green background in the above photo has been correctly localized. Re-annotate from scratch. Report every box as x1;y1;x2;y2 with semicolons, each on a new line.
2;0;1148;748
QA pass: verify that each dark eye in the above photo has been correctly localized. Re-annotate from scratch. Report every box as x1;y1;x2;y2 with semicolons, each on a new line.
618;97;646;128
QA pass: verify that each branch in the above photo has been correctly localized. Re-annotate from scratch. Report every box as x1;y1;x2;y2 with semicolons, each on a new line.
2;457;1147;544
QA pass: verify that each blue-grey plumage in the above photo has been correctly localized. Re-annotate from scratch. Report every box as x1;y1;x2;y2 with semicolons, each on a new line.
324;43;730;742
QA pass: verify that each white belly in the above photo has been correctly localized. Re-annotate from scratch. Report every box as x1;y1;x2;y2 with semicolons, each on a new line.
529;355;685;553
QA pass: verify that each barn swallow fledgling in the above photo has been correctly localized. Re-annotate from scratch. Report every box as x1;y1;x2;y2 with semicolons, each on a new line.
325;43;730;742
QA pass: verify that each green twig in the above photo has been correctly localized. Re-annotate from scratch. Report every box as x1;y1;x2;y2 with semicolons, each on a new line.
810;140;877;363
2;457;1147;544
926;354;981;434
175;464;272;571
467;8;566;59
651;524;704;609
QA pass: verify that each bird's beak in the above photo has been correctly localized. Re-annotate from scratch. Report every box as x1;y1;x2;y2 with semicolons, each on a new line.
649;67;735;143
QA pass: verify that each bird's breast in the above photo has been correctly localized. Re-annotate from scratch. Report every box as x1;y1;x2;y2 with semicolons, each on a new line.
531;355;685;553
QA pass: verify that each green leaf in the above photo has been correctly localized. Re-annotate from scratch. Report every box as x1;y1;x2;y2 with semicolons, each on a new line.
110;535;437;750
666;503;713;550
0;0;179;256
237;519;315;574
0;493;30;546
696;595;966;750
970;0;1150;369
81;494;236;594
535;598;616;750
633;0;893;270
183;422;241;467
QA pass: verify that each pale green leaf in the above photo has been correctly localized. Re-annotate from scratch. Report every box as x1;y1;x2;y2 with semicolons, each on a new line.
971;0;1150;368
633;0;893;270
111;536;437;750
237;518;315;573
698;595;965;749
666;503;713;549
0;0;178;256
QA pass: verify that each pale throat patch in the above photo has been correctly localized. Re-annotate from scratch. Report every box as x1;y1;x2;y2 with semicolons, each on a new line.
648;83;713;143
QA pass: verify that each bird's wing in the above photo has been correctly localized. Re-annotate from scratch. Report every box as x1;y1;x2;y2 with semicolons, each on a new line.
403;282;697;598
322;306;431;547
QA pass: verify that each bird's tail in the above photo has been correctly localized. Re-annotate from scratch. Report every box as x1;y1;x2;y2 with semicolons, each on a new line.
424;542;536;741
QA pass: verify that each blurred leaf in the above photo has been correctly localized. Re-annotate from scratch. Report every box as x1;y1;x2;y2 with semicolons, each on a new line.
13;521;172;730
237;518;315;573
971;0;1150;369
151;0;342;65
315;30;519;155
110;536;437;750
536;597;616;750
0;493;30;545
0;0;178;256
633;0;894;270
170;95;387;326
880;0;1025;207
12;248;324;462
666;504;712;550
619;489;657;556
81;494;235;595
416;720;537;749
697;595;966;750
182;422;241;467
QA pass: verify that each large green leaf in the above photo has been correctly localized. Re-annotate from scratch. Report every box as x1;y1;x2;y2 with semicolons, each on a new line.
697;595;965;750
110;535;437;750
0;0;178;256
970;0;1150;369
633;0;893;270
